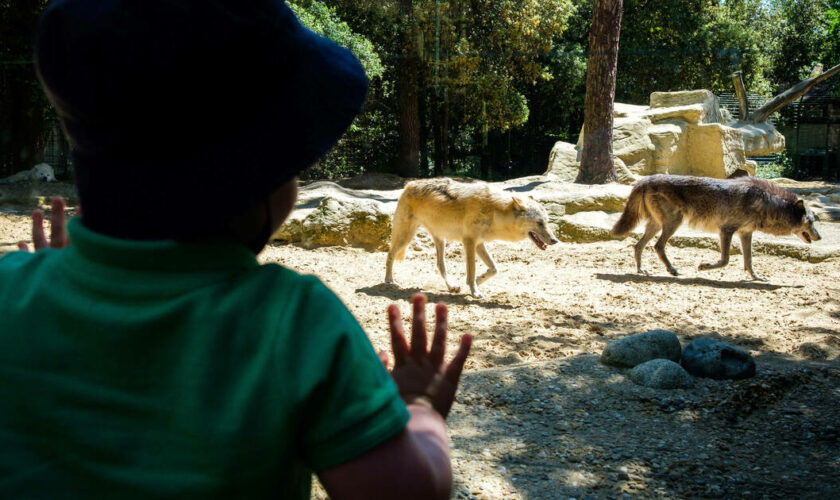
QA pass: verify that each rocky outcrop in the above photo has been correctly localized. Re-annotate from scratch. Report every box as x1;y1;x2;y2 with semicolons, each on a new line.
545;89;786;180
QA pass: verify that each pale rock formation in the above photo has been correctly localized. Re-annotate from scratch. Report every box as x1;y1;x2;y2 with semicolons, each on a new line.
545;90;785;181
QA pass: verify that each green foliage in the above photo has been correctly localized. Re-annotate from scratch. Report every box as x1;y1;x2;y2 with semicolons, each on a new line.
617;0;775;102
767;0;834;89
288;0;383;79
757;150;809;180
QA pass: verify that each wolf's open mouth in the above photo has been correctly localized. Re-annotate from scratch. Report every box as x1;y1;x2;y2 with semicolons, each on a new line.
802;232;812;243
529;231;547;250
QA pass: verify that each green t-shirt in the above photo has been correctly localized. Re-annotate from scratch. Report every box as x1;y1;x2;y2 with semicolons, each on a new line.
0;218;409;498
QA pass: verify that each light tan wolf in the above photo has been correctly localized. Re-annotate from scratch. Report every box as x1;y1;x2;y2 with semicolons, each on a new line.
611;174;822;280
385;178;559;296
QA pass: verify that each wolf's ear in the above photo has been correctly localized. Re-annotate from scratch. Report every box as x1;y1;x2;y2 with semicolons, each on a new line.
512;197;526;211
795;199;805;211
528;195;535;200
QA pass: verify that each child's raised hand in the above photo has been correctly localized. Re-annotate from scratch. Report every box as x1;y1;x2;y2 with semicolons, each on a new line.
386;294;472;418
17;197;70;251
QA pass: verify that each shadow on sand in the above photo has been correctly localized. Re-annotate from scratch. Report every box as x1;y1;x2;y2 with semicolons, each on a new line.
355;283;516;310
595;272;803;291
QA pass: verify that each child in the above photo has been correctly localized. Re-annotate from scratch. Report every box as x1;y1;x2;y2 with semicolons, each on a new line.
0;1;471;498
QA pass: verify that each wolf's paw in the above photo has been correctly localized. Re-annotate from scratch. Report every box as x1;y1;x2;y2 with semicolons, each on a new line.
748;272;768;282
447;285;461;293
667;267;680;276
698;262;710;271
637;268;650;276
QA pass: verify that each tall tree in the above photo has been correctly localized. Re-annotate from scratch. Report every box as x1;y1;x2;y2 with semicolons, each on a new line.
577;0;622;184
0;0;48;177
396;0;422;177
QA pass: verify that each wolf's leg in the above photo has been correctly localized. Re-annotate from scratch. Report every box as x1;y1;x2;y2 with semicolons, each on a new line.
737;232;767;281
634;221;661;275
385;219;418;284
475;243;498;285
699;227;735;272
654;214;683;276
434;237;460;292
463;238;482;297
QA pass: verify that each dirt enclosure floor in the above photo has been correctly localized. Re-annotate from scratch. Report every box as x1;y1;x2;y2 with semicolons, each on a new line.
3;201;840;499
260;235;840;499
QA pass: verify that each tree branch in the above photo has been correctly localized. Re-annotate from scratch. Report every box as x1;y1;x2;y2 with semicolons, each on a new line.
748;63;840;123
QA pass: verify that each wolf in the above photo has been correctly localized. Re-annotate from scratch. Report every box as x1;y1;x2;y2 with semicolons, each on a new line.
0;163;56;184
610;174;821;281
385;178;559;296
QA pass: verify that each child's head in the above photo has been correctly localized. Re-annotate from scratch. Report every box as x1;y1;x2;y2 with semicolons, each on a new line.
35;0;368;243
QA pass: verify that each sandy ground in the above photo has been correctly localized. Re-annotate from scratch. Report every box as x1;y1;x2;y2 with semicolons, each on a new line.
2;196;839;498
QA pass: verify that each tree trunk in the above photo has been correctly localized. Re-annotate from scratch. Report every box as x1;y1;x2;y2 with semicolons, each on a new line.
731;71;749;120
396;0;421;178
441;87;450;174
576;0;623;184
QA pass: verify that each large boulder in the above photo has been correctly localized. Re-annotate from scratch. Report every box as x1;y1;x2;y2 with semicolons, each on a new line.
601;329;682;368
681;338;756;380
273;196;392;251
682;123;747;178
545;141;580;182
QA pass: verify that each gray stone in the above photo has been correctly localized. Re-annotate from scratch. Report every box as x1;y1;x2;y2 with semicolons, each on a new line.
681;338;756;379
601;329;682;368
628;359;694;389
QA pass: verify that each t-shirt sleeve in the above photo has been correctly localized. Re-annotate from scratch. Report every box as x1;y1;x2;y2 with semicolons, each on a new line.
294;279;409;471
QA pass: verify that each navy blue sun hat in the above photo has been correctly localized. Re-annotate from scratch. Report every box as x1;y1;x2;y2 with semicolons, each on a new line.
35;0;368;239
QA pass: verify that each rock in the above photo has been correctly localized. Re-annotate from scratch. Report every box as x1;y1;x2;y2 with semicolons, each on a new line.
554;211;621;243
649;90;722;124
629;359;694;389
273;196;392;251
613;157;640;185
601;329;682;368
550;89;786;180
537;185;630;215
545;141;580;182
336;172;405;190
683;123;747;178
681;338;756;380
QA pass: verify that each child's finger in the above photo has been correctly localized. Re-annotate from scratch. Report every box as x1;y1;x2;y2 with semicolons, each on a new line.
409;293;427;360
443;334;472;386
377;350;390;369
31;210;48;250
50;197;67;248
387;304;409;366
429;302;447;367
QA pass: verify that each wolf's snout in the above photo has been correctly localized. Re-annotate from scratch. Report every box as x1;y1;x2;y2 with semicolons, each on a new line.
549;236;559;245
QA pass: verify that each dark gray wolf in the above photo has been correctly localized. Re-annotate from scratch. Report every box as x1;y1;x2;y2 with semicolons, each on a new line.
385;178;559;296
611;175;821;280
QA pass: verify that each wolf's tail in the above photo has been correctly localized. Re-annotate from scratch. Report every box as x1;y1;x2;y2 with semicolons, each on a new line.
611;185;646;237
390;191;413;261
